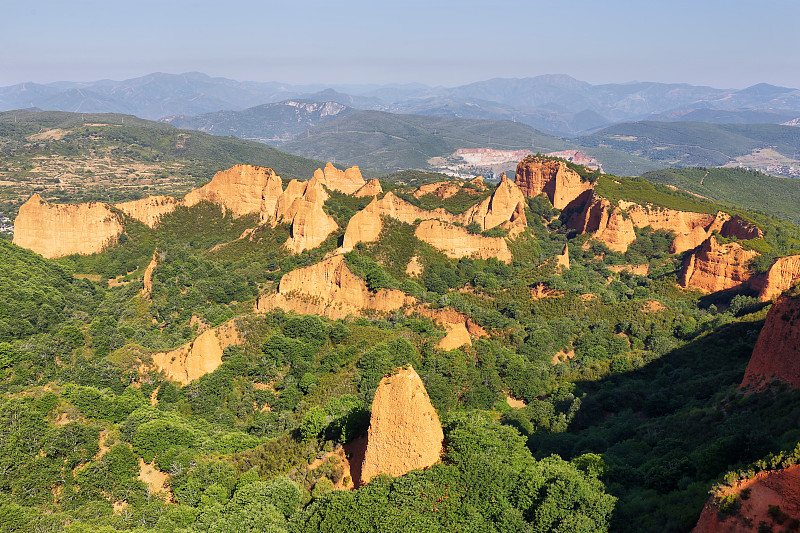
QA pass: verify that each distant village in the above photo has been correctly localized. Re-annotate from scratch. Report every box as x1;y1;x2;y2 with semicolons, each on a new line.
0;212;14;234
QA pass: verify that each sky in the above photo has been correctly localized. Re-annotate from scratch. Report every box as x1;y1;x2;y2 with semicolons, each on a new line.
3;0;800;89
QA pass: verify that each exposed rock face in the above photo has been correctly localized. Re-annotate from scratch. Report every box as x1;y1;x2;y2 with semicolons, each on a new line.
13;194;123;258
759;255;800;301
459;174;527;231
315;162;366;194
353;179;383;198
184;164;282;217
499;201;528;239
556;243;570;269
411;306;487;350
469;176;488;190
414;220;512;263
115;196;179;228
141;251;159;297
405;255;423;277
692;465;800;533
341;192;454;252
255;255;413;319
413;181;463;200
151;320;239;384
740;292;800;390
569;192;764;255
514;157;593;209
679;235;759;292
360;366;443;485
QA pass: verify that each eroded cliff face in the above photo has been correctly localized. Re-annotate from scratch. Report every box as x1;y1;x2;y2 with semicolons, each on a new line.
315;162;366;194
354;178;383;198
759;255;800;301
115;196;179;228
692;465;800;533
556;243;570;269
514;157;593;209
141;251;159;297
411;307;487;351
184;164;282;217
360;366;443;485
679;235;759;293
151;320;240;384
458;174;528;231
255;255;413;319
13;194;123;258
340;192;455;252
275;177;338;253
740;292;800;390
414;220;512;263
568;192;764;255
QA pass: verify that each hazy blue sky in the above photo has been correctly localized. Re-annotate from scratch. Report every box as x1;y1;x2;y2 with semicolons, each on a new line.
3;0;799;88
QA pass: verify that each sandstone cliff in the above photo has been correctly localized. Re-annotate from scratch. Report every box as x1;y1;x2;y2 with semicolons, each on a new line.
354;179;383;198
556;243;570;269
411;306;487;351
141;251;159;297
315;162;366;194
273;176;338;253
758;255;800;301
692;465;800;533
184;164;282;217
740;292;800;390
457;174;528;231
679;235;759;293
360;366;443;485
255;255;413;319
514;156;593;210
340;192;455;252
13;194;123;258
414;220;512;263
413;181;464;200
151;320;240;384
567;195;636;253
115;196;179;228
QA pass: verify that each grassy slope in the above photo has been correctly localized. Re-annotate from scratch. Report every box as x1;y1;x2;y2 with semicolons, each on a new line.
642;167;800;224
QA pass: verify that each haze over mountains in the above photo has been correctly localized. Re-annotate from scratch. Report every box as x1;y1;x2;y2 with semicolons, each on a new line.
4;72;800;137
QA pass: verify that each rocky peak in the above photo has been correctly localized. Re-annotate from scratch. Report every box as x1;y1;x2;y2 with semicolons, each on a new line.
740;291;800;390
183;164;281;217
360;366;443;485
514;156;593;210
758;255;800;301
319;162;366;194
354;179;383;198
679;235;760;293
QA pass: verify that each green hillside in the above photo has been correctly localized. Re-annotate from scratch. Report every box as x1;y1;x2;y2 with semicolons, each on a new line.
0;110;331;220
578;120;800;170
3;157;800;532
642;167;800;224
280;110;575;173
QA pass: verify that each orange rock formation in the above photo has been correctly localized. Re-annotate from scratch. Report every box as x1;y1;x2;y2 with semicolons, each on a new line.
556;243;570;269
679;235;759;293
115;196;180;228
459;174;527;231
184;164;282;217
413;181;463;200
151;320;240;384
255;255;414;319
514;157;593;209
314;163;366;194
740;292;800;390
141;251;159;297
758;255;800;301
274;176;338;253
414;220;512;263
360;366;444;485
13;194;123;258
354;179;383;198
411;306;487;350
692;465;800;533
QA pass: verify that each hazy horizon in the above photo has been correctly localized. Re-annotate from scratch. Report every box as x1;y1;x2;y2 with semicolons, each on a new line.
4;0;800;90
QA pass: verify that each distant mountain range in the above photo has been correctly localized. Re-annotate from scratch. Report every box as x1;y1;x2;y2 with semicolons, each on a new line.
3;72;800;137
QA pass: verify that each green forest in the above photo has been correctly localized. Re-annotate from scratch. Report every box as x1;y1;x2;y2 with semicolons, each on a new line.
2;152;800;533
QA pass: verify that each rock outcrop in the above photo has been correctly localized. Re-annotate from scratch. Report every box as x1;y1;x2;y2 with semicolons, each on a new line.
255;255;413;319
514;156;593;209
692;465;800;533
360;366;443;485
556;243;570;269
679;235;759;293
184;164;283;217
151;320;240;384
459;174;527;231
413;181;463;200
341;192;455;251
740;292;800;390
411;306;487;350
115;196;179;228
315;163;366;194
141;251;159;297
568;192;764;255
414;220;512;263
758;255;800;301
354;179;383;198
274;176;338;253
13;194;123;258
